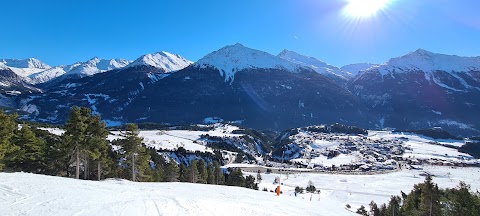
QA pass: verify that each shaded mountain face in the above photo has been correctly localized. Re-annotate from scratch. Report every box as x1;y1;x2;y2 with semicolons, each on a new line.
19;65;369;129
348;49;480;135
16;44;369;130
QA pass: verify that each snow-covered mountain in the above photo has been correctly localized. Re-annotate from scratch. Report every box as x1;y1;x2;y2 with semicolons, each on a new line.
127;51;192;72
0;65;41;94
0;58;50;70
341;63;378;77
376;49;480;75
67;57;131;76
348;49;480;135
194;43;304;82
0;58;51;78
29;57;131;84
278;50;352;83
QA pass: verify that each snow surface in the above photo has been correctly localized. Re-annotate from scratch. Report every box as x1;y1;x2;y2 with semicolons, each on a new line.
194;43;303;82
278;50;352;80
0;172;354;216
341;63;378;76
127;51;192;72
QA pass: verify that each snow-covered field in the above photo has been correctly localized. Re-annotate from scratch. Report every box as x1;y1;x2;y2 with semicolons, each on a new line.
0;172;352;216
252;165;480;212
370;131;471;161
106;124;243;153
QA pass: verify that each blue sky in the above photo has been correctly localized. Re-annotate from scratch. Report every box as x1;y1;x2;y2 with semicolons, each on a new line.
1;0;479;67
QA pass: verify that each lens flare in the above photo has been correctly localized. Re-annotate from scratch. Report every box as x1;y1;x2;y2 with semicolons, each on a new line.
344;0;389;18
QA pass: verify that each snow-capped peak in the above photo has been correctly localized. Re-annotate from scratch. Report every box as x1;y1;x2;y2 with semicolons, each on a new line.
0;62;8;70
278;49;352;80
377;49;480;75
66;57;131;76
194;43;303;82
0;58;51;70
0;58;51;78
28;57;132;84
127;51;192;72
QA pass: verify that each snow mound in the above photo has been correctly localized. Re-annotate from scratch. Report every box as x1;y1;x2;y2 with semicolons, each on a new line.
278;50;352;80
194;43;303;82
128;51;192;72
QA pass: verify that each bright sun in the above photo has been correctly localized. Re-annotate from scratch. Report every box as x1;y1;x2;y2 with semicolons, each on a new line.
344;0;389;18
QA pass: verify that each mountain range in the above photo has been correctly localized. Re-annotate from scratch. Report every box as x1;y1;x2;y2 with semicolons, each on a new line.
1;45;479;136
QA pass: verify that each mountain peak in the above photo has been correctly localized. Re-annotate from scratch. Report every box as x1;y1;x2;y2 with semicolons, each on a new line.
194;44;301;82
376;49;480;75
1;58;50;69
127;51;192;72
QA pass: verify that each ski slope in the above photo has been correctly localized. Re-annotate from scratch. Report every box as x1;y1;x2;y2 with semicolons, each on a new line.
0;172;354;216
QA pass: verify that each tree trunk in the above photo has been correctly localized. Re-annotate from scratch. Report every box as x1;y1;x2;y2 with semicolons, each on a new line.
75;148;80;179
98;161;101;181
84;157;88;180
132;154;135;181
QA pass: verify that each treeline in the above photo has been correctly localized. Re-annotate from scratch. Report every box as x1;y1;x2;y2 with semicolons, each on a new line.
354;176;480;216
0;108;258;190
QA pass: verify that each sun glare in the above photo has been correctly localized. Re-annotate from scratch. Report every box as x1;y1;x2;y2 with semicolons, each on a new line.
344;0;389;18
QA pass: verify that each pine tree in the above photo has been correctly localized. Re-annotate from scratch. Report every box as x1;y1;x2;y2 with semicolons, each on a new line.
207;162;215;184
0;110;17;170
63;106;88;179
370;201;380;216
418;176;441;216
245;175;257;189
33;127;65;176
163;161;179;182
196;160;207;184
9;125;46;173
256;170;262;183
226;168;245;187
187;160;199;183
84;115;109;180
120;123;150;181
179;163;189;182
213;161;224;185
